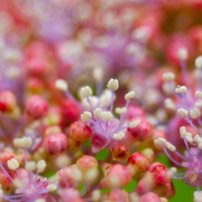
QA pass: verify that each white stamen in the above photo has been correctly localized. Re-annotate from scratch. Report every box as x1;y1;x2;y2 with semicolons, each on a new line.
25;161;36;171
189;107;201;119
175;85;187;94
164;99;175;110
195;91;202;98
55;79;68;91
81;111;92;122
113;131;125;140
124;91;135;101
129;120;141;128
115;107;127;114
177;108;188;117
177;47;188;60
107;79;119;91
36;160;46;173
154;137;167;148
7;158;19;171
93;67;103;82
166;142;176;152
162;72;175;82
101;111;113;122
80;86;92;99
195;56;202;69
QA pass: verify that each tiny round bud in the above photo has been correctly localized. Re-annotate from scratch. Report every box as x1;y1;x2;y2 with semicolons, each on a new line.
127;152;150;176
76;155;98;171
128;117;152;140
57;165;83;188
43;132;68;155
112;144;129;160
139;192;161;202
69;121;92;144
26;95;49;119
100;164;131;189
0;91;17;112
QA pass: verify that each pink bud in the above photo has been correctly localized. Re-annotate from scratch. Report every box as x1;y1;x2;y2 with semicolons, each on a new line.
100;164;131;189
128;117;152;141
69;121;92;143
26;57;47;76
0;170;16;192
112;144;129;160
91;133;109;153
126;105;146;120
0;91;17;112
61;99;81;126
105;189;129;202
43;132;68;154
76;155;98;171
26;95;49;119
127;152;150;176
136;162;174;198
57;165;83;188
139;192;161;202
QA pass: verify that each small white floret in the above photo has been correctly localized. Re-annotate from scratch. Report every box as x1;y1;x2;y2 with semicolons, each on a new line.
7;158;19;171
37;160;46;173
55;79;68;91
177;108;188;117
107;79;119;91
195;56;202;69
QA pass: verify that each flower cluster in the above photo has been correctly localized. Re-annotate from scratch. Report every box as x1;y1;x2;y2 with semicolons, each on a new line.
1;0;202;201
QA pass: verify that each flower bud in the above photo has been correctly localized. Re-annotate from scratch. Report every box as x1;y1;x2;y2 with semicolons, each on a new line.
57;165;83;188
105;189;129;202
112;144;129;160
100;164;131;189
69;121;92;144
76;155;98;171
127;117;152;141
0;91;17;112
26;95;49;119
127;152;150;176
43;132;68;155
139;192;161;202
